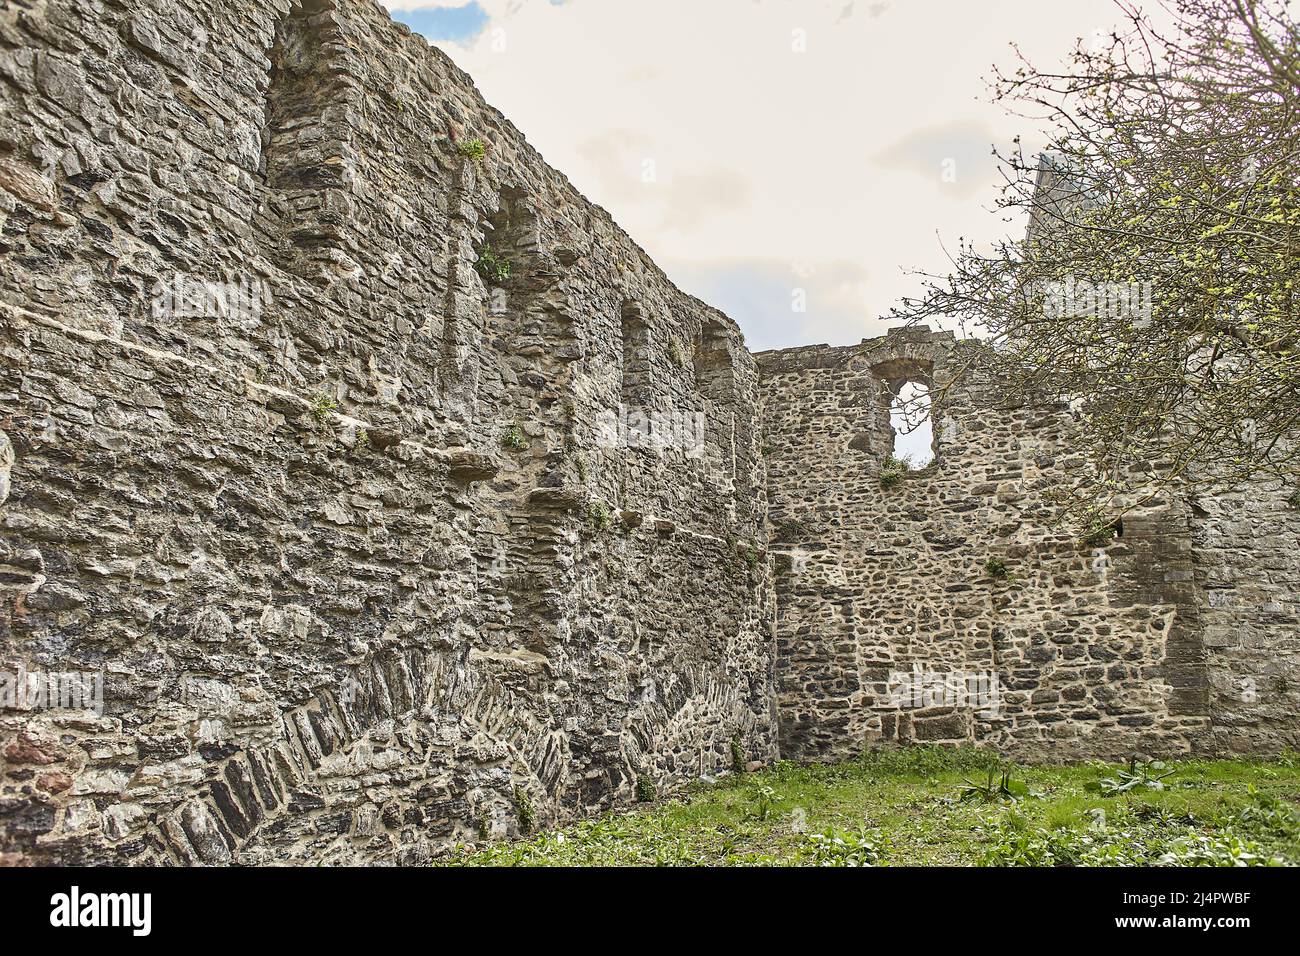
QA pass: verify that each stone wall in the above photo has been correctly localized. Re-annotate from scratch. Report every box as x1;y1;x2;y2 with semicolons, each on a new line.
0;0;775;865
758;327;1297;764
1;0;1296;868
1191;482;1300;756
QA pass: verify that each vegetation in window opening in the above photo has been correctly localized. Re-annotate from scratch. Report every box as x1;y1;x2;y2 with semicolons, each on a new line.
1080;513;1119;547
476;242;513;284
879;454;912;488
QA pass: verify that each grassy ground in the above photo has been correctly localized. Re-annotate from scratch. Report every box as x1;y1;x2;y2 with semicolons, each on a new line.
443;748;1300;866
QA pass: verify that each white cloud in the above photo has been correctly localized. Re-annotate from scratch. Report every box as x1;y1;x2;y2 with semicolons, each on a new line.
385;0;1176;348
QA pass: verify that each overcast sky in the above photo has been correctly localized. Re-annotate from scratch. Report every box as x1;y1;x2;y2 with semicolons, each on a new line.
381;0;1173;355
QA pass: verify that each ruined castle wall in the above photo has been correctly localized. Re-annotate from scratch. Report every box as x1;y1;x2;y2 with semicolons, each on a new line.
1190;484;1300;755
0;0;774;865
758;329;1216;763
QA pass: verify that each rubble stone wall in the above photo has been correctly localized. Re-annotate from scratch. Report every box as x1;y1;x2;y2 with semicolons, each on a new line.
1;0;1296;867
758;328;1297;764
0;0;775;865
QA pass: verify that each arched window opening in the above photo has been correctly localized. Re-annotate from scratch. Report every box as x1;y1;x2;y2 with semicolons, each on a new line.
890;380;934;467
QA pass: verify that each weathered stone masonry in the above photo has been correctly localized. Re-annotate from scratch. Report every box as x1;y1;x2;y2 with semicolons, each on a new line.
0;0;1296;866
758;328;1300;763
0;0;774;864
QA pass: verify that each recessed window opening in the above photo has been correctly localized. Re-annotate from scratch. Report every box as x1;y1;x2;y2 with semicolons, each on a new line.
891;380;934;467
694;321;734;402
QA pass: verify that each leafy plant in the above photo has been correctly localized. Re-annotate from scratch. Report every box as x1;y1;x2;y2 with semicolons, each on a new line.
310;391;338;424
1288;488;1300;509
458;137;487;161
956;766;1033;804
1233;786;1298;835
1088;756;1176;796
476;242;512;284
514;785;536;834
977;813;1155;867
586;500;612;533
730;735;747;776
984;557;1009;580
501;423;527;450
747;785;776;821
1080;515;1119;547
879;454;911;488
802;827;884;867
1157;833;1281;867
635;774;657;803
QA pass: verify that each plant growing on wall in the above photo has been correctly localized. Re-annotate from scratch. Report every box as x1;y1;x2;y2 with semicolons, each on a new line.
731;735;747;775
501;424;527;450
879;454;911;488
1080;514;1119;547
585;500;612;533
458;137;488;161
514;785;536;834
310;391;338;425
635;774;657;803
476;242;512;284
774;517;812;541
985;557;1010;580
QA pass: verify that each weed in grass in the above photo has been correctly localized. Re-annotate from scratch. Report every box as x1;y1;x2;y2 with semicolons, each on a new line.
1087;756;1176;796
731;735;747;775
954;767;1036;804
801;827;884;867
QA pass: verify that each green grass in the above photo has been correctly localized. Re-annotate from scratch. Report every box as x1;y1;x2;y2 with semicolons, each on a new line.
441;748;1300;866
